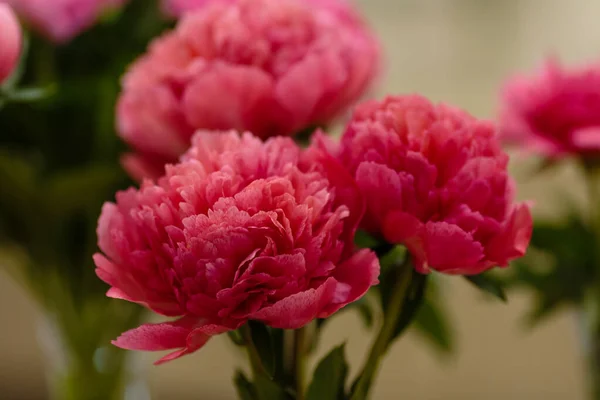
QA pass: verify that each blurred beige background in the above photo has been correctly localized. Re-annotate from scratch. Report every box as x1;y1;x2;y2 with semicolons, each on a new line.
2;0;599;398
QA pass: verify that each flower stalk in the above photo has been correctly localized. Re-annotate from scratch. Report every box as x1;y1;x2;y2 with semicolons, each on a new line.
240;324;267;379
291;328;307;400
350;256;413;400
583;162;600;400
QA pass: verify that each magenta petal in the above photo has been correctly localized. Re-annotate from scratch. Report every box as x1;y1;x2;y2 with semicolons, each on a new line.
182;65;275;135
113;317;197;352
320;249;380;317
112;317;229;365
424;222;485;274
121;153;166;183
486;203;533;265
275;52;346;129
382;211;422;245
94;253;182;317
305;140;365;255
382;211;429;270
572;127;600;150
0;4;21;84
356;162;403;232
250;277;338;329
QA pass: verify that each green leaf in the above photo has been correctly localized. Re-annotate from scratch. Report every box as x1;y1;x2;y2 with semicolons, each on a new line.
377;256;428;349
234;370;257;400
413;298;454;354
248;321;276;378
254;374;287;400
6;85;56;103
306;344;348;400
389;271;428;345
465;273;507;302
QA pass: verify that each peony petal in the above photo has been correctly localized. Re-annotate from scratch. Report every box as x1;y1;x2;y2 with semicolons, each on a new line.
94;253;183;317
121;153;167;183
382;211;423;245
275;52;347;130
355;162;403;232
486;203;533;265
572;127;600;150
319;249;380;317
0;4;21;84
182;65;276;136
117;85;191;158
423;222;485;274
304;139;365;257
112;316;229;365
250;277;338;329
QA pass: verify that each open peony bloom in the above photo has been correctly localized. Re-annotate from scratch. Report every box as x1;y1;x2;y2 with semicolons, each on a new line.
0;4;21;84
117;0;380;180
94;131;379;363
331;95;532;275
6;0;126;43
499;59;600;158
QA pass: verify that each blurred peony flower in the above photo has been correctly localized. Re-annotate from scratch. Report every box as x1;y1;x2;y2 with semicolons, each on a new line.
6;0;126;43
161;0;235;17
117;0;380;180
499;59;600;158
330;95;532;275
94;131;379;363
0;4;21;84
163;0;360;21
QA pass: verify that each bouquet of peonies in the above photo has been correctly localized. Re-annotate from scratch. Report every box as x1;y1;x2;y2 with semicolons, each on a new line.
0;0;535;399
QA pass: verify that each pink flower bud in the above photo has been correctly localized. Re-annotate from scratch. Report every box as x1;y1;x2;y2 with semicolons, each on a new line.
0;4;21;84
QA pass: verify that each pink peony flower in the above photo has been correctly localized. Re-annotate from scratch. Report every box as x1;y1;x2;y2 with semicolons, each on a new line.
6;0;126;43
499;59;600;158
330;95;532;275
117;0;380;180
94;131;379;363
161;0;235;17
163;0;360;21
0;4;21;84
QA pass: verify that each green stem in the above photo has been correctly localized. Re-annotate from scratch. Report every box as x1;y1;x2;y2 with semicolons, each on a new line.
240;324;266;379
35;40;57;86
292;328;307;400
350;257;413;400
584;163;600;400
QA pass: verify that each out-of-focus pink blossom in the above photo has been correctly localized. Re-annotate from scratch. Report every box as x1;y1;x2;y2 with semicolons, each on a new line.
500;59;600;158
0;4;21;83
95;131;379;363
117;0;380;180
161;0;235;17
330;95;532;275
6;0;126;43
163;0;361;21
